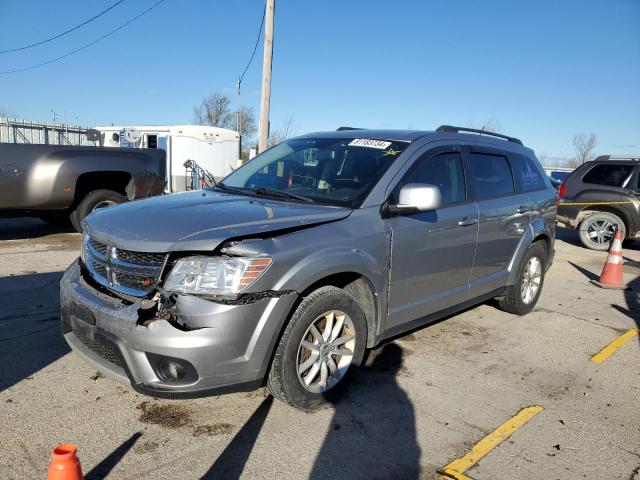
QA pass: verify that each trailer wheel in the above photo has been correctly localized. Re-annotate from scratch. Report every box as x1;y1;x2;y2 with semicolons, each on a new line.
71;189;126;232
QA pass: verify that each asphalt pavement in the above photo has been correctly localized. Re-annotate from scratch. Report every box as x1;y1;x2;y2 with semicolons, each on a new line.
1;217;638;479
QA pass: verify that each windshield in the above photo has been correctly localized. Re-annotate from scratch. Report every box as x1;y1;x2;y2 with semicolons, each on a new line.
217;137;409;208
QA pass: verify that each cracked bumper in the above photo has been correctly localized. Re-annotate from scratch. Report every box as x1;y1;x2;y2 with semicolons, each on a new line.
60;260;298;398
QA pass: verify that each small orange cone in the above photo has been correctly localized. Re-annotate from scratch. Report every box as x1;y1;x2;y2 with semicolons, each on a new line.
591;229;628;290
47;443;83;480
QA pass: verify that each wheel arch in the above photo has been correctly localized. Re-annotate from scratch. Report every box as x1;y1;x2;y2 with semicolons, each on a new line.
576;205;631;235
260;270;382;387
298;272;380;348
73;171;132;208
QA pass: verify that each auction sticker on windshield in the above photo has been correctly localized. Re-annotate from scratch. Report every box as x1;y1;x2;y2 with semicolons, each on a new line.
348;138;392;149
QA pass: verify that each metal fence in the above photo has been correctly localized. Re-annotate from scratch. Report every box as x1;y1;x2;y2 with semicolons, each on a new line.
0;117;97;146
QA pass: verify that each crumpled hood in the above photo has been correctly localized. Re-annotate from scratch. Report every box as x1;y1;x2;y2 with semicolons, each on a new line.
84;190;352;252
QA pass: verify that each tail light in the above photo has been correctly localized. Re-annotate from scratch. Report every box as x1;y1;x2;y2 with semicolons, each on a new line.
558;182;568;199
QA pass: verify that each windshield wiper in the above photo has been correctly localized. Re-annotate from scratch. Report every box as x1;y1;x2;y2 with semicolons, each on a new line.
251;187;315;203
215;183;253;195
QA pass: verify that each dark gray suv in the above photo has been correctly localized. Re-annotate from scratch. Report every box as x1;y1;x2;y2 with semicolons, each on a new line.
60;126;556;410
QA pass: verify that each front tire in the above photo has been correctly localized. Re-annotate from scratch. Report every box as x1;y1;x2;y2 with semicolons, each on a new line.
578;212;625;251
498;241;548;315
70;189;126;232
267;286;367;410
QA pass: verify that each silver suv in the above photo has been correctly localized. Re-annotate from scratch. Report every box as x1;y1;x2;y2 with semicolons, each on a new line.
60;126;556;410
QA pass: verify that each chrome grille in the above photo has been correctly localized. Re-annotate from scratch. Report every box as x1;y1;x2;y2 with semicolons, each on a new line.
85;236;167;297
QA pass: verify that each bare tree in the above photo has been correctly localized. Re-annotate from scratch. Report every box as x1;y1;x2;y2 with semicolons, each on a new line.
193;93;234;129
573;133;598;164
268;114;299;147
565;157;579;169
237;105;257;137
193;92;257;138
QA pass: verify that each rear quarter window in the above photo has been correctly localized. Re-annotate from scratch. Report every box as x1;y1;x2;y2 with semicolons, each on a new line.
581;164;634;187
510;155;548;192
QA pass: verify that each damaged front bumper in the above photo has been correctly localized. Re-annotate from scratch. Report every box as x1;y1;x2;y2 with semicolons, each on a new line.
60;260;298;398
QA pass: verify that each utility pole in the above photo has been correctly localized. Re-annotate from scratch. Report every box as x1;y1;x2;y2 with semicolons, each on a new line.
258;0;275;153
236;76;242;161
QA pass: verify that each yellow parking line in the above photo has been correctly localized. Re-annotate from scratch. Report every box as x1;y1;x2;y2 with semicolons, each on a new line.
440;406;544;480
590;329;639;364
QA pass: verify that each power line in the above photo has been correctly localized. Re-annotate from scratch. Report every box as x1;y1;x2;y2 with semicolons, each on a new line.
0;0;166;75
238;6;266;86
0;0;125;54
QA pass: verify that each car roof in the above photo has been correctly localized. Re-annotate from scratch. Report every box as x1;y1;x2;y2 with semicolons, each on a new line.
298;128;532;150
299;129;430;142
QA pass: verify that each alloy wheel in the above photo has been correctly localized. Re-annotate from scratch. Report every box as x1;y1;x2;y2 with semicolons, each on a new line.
586;218;616;246
296;310;356;394
521;256;542;304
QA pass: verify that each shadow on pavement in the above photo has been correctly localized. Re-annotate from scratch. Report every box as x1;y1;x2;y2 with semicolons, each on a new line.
202;395;274;479
0;271;69;391
0;217;74;241
567;261;600;281
84;432;143;480
310;343;420;480
555;226;582;247
619;274;640;349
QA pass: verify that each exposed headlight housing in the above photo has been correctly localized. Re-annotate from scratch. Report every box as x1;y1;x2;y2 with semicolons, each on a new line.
164;256;273;296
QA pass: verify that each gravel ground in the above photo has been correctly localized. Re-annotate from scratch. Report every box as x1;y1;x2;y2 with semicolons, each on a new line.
0;217;638;479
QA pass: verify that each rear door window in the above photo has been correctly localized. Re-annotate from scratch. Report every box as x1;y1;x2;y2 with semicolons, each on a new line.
582;164;634;187
467;153;515;199
510;155;547;192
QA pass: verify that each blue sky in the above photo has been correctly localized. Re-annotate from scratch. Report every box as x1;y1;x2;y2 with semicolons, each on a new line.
1;0;638;160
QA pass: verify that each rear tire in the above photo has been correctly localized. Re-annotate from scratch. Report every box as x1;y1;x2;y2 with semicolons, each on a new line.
578;212;625;251
70;189;125;232
498;241;548;315
267;286;367;411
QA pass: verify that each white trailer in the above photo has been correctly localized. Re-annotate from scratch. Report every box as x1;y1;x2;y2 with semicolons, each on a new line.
94;125;240;192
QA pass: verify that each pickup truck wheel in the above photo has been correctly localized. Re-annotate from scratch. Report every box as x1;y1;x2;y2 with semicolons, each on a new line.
498;241;547;315
70;189;126;232
267;286;367;410
578;212;625;251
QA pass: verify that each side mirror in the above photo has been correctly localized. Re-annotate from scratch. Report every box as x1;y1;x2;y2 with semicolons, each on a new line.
396;183;441;212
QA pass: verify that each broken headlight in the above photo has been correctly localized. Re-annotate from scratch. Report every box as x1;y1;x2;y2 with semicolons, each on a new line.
163;256;273;296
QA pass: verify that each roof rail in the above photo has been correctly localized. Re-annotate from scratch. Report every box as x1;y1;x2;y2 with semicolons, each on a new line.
593;155;640;162
436;125;523;145
336;126;365;131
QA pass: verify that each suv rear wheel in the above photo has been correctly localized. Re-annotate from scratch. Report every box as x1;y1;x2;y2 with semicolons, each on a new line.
267;286;367;410
70;189;126;232
578;212;625;251
498;241;548;315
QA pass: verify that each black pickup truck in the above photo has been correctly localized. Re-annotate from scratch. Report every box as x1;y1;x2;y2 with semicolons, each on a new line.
0;143;166;232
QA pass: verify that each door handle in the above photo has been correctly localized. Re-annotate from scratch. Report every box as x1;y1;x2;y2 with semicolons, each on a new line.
516;205;530;214
458;217;478;227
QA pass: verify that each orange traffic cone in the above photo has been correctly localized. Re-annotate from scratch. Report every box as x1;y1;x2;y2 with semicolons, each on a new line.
591;229;628;290
47;443;83;480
